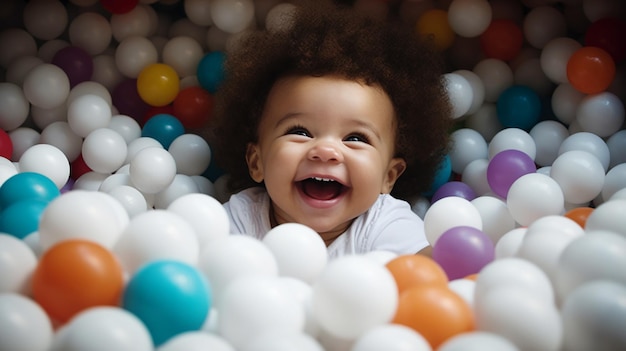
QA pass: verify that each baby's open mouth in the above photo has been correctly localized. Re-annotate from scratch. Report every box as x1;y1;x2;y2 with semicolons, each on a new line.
298;177;346;201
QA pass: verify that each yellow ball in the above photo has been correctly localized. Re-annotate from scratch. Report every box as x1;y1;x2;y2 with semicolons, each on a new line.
416;9;456;52
137;63;180;107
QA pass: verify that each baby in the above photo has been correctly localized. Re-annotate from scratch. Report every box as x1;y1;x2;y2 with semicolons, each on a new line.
208;1;452;258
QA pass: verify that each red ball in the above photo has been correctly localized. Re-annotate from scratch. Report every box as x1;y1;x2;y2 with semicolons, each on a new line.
585;17;626;63
100;0;139;14
0;129;13;160
70;154;92;181
172;86;214;129
480;19;524;61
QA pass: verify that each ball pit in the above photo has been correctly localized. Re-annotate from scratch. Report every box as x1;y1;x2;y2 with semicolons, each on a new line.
0;0;625;350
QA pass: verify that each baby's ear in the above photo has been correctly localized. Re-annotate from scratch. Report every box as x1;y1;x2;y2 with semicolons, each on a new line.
382;157;406;194
246;143;264;183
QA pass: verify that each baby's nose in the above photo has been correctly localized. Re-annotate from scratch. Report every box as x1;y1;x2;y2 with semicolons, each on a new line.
307;141;343;162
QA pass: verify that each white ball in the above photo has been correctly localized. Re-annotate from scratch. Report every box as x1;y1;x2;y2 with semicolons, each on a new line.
262;223;328;284
167;193;230;248
558;131;610;172
82;128;128;174
472;58;513;102
217;275;305;350
423;196;482;245
210;0;255;34
39;122;82;162
585;199;626;238
561;281;626;351
0;234;37;295
67;94;113;138
68;12;112;56
108;114;141;144
449;128;488;174
540;37;581;84
104;185;148;218
576;92;625;138
351;324;431;351
550;150;605;204
470;195;516;244
523;6;566;49
311;255;398;339
242;331;323;351
159;331;235;351
529;120;570;167
162;36;204;78
0;28;37;68
22;63;70;109
462;158;491;196
506;173;564;226
448;278;476;308
129;147;177;194
153;174;200;209
18;144;70;189
443;72;474;119
114;36;158;78
125;136;163;164
602;163;626;201
0;293;53;351
53;307;152;351
551;83;585;125
516;228;582;282
494;227;527;259
38;190;128;250
448;0;492;38
110;5;152;42
0;82;29;131
10;127;40;161
438;331;519;351
168;134;212;176
607;131;626;168
454;69;485;115
488;128;537;160
184;0;214;26
67;81;112;107
198;235;278;305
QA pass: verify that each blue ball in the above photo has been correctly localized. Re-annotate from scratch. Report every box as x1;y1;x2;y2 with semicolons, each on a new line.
141;113;185;149
423;154;452;196
122;260;211;346
197;51;225;94
0;199;48;239
0;172;60;210
496;85;542;131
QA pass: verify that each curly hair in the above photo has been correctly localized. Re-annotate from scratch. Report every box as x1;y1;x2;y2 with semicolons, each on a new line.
208;1;453;201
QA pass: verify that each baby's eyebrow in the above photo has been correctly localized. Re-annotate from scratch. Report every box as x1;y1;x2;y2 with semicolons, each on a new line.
274;112;304;129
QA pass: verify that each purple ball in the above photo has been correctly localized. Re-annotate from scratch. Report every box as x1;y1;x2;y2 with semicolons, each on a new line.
431;181;477;203
51;46;93;88
112;78;150;122
486;149;536;198
432;226;495;280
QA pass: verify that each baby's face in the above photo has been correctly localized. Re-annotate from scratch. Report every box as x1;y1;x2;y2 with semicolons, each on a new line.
246;75;406;241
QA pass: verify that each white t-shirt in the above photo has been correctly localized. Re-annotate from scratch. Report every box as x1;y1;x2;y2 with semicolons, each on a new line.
223;187;429;259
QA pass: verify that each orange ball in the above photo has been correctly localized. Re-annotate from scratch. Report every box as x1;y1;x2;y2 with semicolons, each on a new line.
392;284;474;348
564;206;594;228
480;19;523;61
32;239;125;324
385;254;449;294
416;9;455;51
567;46;616;94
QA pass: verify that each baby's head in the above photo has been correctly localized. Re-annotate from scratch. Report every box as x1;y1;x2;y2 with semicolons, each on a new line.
210;1;452;201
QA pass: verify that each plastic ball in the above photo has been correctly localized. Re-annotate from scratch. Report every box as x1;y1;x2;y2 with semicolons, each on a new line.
0;82;29;132
550;150;605;204
474;287;562;351
10;127;40;161
108;114;142;144
496;85;542;130
162;36;204;78
472;58;514;102
506;173;564;226
159;332;235;351
197;51;225;94
110;4;153;42
480;19;523;61
111;78;150;121
51;46;93;88
18;144;70;189
0;171;60;209
423;154;452;196
115;36;158;78
561;281;626;351
540;37;582;84
22;63;70;109
197;235;278;305
172;86;214;129
449;128;488;174
32;239;125;324
443;72;474;119
100;0;139;14
67;93;113;138
602;163;626;201
462;158;491;196
351;324;432;351
494;227;526;259
167;193;229;247
153;174;200;209
584;17;626;63
312;255;398;339
105;185;148;218
392;284;474;349
262;223;328;284
167;134;211;176
447;0;491;38
67;81;112;107
265;3;298;33
184;0;214;26
81;128;128;174
585;199;626;238
607;130;626;168
433;225;495;280
423;195;482;245
438;331;519;351
68;12;112;56
385;254;449;294
122;260;211;346
0;28;37;68
488;127;537;160
218;275;305;350
0;233;38;294
487;149;536;198
529;120;570;167
558;131;610;172
38;190;129;250
523;5;566;49
210;0;255;34
0;199;48;239
129;146;177;194
576;91;624;138
415;9;455;51
0;293;53;351
431;181;477;203
136;63;180;107
567;46;616;94
141;114;185;149
470;195;516;243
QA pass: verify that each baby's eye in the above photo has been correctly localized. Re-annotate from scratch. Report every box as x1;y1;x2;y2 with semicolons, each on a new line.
286;125;311;137
344;133;370;144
